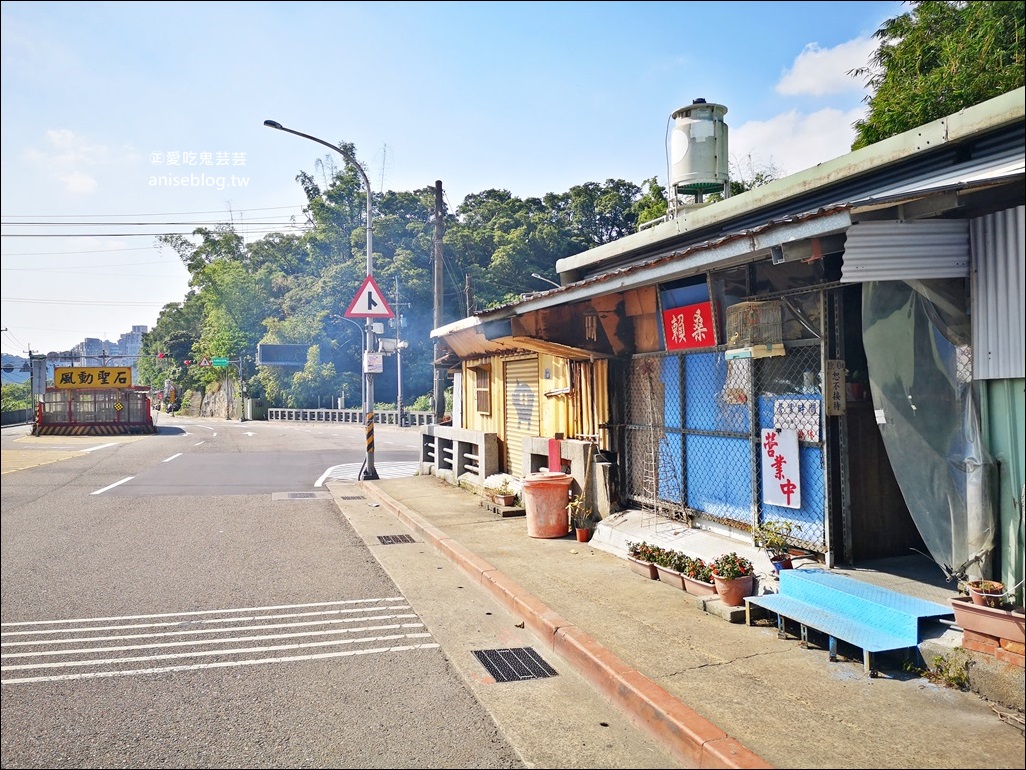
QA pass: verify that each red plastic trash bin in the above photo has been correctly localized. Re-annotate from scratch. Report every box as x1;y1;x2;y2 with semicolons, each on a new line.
522;471;573;538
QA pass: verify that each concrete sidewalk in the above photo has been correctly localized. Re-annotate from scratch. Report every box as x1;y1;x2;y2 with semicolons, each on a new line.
354;474;1024;769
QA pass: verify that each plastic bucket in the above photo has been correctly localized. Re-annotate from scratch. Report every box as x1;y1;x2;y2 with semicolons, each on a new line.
522;471;573;538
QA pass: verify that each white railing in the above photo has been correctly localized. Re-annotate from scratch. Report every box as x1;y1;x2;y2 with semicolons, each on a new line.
267;408;434;426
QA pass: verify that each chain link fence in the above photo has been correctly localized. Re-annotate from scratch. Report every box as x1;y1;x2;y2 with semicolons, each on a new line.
623;342;827;552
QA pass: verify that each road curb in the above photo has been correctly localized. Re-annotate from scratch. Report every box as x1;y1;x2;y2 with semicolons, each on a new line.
359;481;772;770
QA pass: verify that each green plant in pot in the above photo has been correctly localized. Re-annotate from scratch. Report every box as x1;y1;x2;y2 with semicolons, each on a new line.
490;477;517;506
711;551;756;607
567;493;595;541
754;520;795;571
711;552;755;579
626;540;664;564
681;555;713;583
961;578;1008;608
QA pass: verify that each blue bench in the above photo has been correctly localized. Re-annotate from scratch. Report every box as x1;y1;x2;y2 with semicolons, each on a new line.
745;568;954;675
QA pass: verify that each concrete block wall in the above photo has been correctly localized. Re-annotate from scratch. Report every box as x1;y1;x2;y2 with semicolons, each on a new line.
419;425;499;484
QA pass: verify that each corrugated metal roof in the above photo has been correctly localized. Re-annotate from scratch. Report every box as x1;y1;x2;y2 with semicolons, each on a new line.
848;152;1024;208
434;89;1024;341
555;89;1024;279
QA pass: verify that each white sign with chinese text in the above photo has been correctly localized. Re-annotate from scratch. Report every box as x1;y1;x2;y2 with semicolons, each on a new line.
761;428;801;509
825;359;846;416
772;398;821;443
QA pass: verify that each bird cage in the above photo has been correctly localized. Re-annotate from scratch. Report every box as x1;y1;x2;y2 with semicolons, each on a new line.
725;301;783;349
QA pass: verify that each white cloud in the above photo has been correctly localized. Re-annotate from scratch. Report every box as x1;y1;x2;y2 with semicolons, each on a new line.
22;129;140;195
729;106;867;178
27;128;112;167
57;170;99;194
776;37;878;97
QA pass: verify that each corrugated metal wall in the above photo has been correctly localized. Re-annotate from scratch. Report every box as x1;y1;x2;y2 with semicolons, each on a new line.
504;357;539;477
971;206;1025;380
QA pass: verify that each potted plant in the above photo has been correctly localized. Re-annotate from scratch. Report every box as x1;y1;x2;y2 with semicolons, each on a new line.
625;540;662;580
653;548;687;590
491;478;517;507
680;554;716;596
962;578;1007;608
711;552;755;606
950;583;1024;645
754;520;795;571
567;493;595;542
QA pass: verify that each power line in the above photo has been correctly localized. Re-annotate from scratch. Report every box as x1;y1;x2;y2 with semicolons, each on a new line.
2;220;301;227
1;227;309;238
0;205;306;218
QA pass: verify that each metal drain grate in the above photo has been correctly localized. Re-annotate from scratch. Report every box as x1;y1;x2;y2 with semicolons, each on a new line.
472;647;557;683
337;495;366;501
377;534;416;545
272;491;332;501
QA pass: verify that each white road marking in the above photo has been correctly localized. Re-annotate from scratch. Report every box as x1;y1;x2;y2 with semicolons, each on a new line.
90;477;134;495
162;453;183;463
315;461;420;486
82;443;119;453
1;599;438;685
0;643;441;684
1;598;407;627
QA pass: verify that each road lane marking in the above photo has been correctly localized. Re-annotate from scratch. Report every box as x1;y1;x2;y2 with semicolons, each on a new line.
162;453;183;463
0;598;408;627
91;476;134;495
2;632;435;671
1;599;438;685
316;461;419;486
1;643;442;684
2;620;426;655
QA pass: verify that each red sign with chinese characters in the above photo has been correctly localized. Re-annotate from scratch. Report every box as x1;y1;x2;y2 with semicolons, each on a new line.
661;301;717;351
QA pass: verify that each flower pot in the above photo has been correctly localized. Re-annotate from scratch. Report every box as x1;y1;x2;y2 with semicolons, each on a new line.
682;575;717;596
575;527;592;543
771;555;793;572
627;556;658;580
655;565;686;591
950;595;1025;644
492;493;516;507
712;574;754;607
966;579;1006;608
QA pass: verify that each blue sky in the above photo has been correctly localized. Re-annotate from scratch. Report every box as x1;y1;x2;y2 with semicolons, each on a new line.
1;0;905;359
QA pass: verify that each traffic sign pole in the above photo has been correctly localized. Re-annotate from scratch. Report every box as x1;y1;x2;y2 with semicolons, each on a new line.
263;119;380;481
345;274;392;482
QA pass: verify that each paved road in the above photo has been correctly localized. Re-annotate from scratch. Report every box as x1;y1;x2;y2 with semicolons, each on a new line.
1;416;685;768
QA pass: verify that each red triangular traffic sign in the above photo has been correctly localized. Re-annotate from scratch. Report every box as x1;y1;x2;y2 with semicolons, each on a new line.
344;275;394;318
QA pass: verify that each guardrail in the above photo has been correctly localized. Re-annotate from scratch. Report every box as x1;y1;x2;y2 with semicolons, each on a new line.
267;408;434;427
1;408;33;427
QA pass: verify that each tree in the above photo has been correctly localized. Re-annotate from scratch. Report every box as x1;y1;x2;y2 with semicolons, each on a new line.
1;381;32;412
633;177;669;227
851;0;1025;150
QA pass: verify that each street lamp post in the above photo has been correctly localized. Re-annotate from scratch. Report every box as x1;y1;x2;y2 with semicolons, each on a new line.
336;315;366;414
264;119;378;479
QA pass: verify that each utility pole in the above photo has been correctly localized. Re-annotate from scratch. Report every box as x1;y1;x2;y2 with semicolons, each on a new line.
432;180;446;423
392;275;410;427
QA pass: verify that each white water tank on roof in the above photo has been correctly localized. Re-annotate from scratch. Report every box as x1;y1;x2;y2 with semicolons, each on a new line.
669;99;729;196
